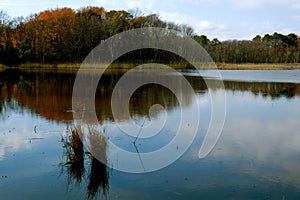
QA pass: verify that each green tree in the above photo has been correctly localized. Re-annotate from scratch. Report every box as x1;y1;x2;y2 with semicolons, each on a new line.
193;35;210;48
19;37;32;62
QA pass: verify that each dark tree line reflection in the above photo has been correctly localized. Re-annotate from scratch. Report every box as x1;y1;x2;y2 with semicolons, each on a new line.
224;80;299;99
1;69;300;122
61;125;109;199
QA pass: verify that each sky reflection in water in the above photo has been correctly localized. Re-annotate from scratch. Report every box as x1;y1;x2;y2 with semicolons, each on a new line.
0;69;300;199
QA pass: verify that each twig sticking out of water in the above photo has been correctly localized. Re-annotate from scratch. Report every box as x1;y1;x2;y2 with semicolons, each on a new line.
133;118;146;144
132;118;146;171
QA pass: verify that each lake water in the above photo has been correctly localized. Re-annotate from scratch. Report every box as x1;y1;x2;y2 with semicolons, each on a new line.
0;68;300;199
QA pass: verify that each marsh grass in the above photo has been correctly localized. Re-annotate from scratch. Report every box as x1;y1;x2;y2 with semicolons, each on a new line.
5;62;300;72
87;127;109;199
61;125;109;199
217;63;300;70
0;64;8;72
61;125;85;185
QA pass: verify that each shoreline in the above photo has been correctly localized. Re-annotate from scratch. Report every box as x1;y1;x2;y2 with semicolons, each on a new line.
1;63;300;71
216;63;300;70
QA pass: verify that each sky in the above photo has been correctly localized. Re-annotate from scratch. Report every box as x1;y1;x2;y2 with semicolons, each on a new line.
1;0;300;40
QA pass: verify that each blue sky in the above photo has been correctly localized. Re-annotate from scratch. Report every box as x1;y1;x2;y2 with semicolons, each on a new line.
1;0;300;40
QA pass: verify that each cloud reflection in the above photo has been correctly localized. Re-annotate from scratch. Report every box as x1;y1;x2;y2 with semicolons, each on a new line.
187;92;300;187
0;99;65;161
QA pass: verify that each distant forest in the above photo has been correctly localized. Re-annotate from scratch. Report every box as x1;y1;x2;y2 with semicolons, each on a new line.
0;7;299;66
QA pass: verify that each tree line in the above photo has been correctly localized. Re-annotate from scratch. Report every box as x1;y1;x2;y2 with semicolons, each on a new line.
0;7;299;66
194;33;299;63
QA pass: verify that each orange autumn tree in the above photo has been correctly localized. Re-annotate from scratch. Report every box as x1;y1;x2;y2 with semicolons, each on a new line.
31;8;76;63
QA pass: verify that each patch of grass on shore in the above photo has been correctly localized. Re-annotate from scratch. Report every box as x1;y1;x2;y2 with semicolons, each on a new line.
19;63;81;70
1;62;300;71
0;63;8;71
217;63;300;70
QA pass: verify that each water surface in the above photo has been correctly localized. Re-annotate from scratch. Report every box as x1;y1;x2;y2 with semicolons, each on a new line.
0;69;300;199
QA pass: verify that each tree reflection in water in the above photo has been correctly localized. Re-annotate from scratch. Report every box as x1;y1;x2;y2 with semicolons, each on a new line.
61;125;109;199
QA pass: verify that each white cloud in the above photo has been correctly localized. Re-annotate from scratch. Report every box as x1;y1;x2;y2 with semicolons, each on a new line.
197;20;213;30
159;11;225;38
196;20;225;31
195;21;227;40
159;11;193;25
